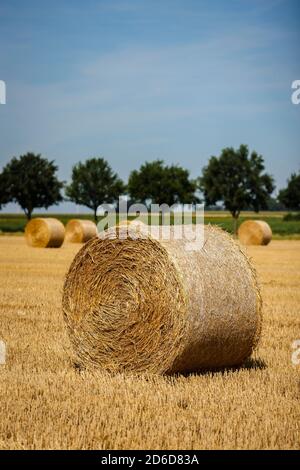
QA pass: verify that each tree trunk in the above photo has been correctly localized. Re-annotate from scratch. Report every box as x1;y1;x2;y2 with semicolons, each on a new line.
24;209;32;220
93;208;98;223
232;214;239;237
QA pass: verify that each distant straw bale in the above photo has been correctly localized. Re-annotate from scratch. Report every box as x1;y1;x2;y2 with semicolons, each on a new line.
65;219;97;243
25;218;65;248
238;220;272;246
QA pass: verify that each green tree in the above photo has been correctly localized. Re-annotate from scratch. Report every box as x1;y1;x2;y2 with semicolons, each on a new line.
278;172;300;210
266;196;286;211
199;145;275;234
66;158;125;221
128;160;198;207
1;153;63;219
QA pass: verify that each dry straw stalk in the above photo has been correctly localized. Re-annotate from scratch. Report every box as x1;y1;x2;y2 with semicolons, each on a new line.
25;218;65;248
238;220;272;246
62;225;262;374
65;219;97;243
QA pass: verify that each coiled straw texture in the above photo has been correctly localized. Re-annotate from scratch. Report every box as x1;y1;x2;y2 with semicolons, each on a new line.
62;224;262;374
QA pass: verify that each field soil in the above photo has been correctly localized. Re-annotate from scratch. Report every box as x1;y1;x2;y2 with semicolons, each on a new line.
0;236;299;449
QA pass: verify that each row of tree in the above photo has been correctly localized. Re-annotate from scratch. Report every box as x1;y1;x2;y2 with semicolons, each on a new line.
0;147;299;228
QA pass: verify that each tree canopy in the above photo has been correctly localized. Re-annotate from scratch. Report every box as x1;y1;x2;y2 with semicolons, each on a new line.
199;145;275;233
0;171;10;209
66;157;125;220
128;160;198;208
0;153;63;219
278;172;300;210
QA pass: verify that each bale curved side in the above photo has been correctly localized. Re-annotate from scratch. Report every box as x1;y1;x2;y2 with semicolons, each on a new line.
65;219;97;243
25;218;65;248
238;220;272;245
62;225;262;374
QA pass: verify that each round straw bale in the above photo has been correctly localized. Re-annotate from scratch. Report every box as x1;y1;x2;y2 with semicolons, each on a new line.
62;225;262;374
238;220;272;245
25;218;65;248
65;219;97;243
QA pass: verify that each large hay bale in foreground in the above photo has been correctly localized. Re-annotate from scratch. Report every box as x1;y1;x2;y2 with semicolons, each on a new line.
238;220;272;246
25;218;65;248
65;219;97;243
62;225;262;374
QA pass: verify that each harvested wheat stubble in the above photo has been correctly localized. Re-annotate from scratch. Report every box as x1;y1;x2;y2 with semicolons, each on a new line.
62;224;262;374
65;219;97;243
238;220;272;246
25;218;65;248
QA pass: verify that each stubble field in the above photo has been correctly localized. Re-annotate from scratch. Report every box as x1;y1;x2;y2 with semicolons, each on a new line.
0;236;299;449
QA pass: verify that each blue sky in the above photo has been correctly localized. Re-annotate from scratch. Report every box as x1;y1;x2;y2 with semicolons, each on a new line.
0;0;299;213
